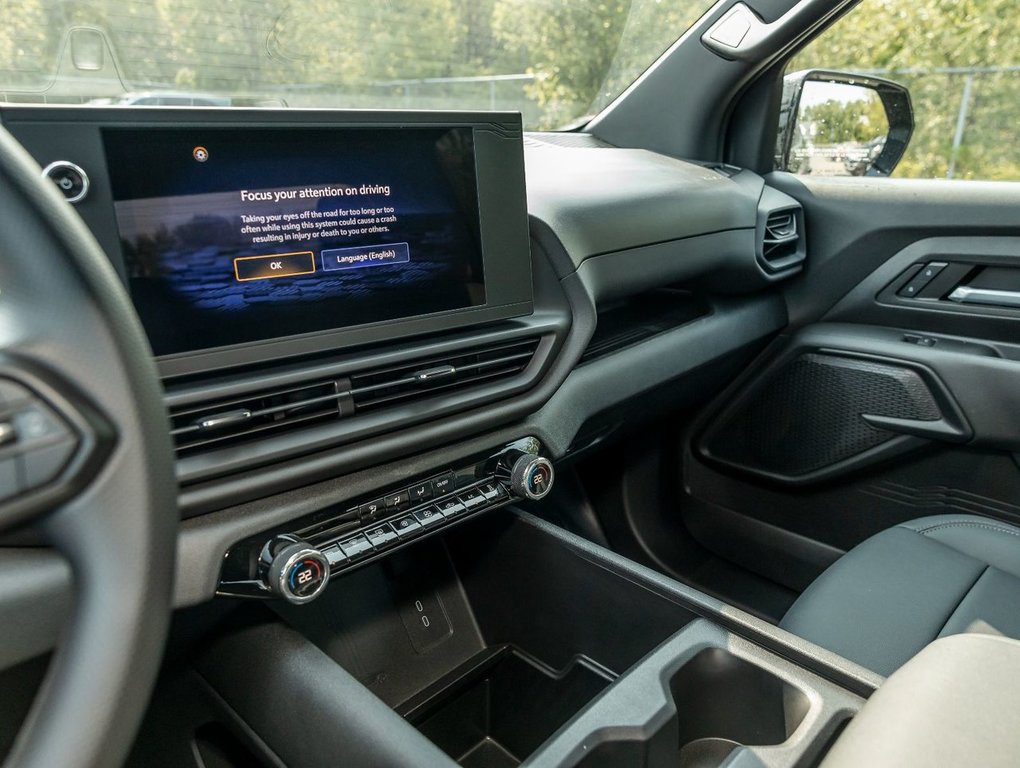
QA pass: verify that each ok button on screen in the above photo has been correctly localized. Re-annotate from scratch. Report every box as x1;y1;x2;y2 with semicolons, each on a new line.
234;251;316;282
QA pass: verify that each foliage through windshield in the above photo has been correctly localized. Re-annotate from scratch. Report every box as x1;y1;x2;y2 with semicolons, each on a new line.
0;0;710;129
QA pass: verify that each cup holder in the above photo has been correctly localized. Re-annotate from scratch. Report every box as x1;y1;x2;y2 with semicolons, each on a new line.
574;647;811;768
672;648;810;766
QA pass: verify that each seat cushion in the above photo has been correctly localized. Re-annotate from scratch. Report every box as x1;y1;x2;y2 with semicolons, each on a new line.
780;514;1020;676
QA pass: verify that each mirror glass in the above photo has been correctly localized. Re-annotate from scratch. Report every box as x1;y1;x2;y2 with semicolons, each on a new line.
789;81;890;176
70;28;105;71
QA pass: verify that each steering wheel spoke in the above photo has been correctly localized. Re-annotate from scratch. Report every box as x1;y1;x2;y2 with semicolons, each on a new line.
0;361;114;533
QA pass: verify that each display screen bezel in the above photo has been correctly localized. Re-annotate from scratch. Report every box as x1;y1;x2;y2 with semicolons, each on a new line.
0;107;534;378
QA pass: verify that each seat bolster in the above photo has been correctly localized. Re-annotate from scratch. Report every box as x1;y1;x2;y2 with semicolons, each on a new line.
899;515;1020;578
781;526;985;676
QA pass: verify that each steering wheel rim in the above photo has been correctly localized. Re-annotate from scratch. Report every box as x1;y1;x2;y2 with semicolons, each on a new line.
0;125;176;768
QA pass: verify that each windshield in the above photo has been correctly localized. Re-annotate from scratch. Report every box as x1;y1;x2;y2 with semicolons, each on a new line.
0;0;709;129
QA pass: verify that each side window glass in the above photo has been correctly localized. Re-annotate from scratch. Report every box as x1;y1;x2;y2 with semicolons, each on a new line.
777;0;1019;180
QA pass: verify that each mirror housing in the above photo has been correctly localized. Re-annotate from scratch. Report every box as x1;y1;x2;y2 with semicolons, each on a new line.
776;69;914;177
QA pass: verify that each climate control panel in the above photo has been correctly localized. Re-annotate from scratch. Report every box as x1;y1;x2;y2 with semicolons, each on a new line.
218;437;553;603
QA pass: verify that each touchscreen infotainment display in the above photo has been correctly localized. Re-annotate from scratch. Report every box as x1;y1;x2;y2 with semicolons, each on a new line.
104;127;486;357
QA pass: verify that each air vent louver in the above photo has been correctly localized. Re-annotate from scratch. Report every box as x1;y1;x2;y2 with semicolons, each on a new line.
350;337;540;411
168;337;541;455
170;380;346;454
759;207;804;273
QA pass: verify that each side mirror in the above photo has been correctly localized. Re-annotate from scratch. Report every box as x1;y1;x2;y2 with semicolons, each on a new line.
776;69;914;177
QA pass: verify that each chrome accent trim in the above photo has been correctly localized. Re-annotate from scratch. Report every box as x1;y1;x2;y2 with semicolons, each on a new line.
40;160;90;204
948;286;1020;309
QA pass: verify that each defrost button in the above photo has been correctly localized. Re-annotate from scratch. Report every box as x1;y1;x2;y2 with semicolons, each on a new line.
436;498;467;518
338;533;374;560
322;544;347;568
479;482;507;501
365;524;399;548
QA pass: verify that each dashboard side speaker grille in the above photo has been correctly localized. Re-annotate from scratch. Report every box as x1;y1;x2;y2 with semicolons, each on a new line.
168;337;541;455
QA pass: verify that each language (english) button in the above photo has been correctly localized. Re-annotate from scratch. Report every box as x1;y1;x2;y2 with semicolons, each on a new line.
321;243;410;271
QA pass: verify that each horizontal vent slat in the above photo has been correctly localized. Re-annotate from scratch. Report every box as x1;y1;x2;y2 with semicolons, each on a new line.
348;338;537;380
168;337;541;456
168;381;338;420
349;339;539;411
760;207;802;269
353;365;525;410
177;411;336;453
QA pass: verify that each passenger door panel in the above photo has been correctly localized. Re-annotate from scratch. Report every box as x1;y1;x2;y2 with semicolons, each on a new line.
682;174;1020;592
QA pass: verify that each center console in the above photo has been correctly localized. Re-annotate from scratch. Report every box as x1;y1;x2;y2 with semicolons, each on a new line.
192;511;873;768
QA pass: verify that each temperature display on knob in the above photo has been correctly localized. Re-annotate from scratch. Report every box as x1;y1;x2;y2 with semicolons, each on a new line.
509;453;555;501
526;464;551;496
289;557;327;599
261;538;331;604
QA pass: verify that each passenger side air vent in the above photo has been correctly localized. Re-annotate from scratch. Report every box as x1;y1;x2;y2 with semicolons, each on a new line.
168;337;541;455
764;210;797;257
756;189;805;276
350;337;540;411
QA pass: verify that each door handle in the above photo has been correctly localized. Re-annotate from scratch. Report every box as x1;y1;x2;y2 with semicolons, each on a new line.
948;286;1020;308
861;413;971;443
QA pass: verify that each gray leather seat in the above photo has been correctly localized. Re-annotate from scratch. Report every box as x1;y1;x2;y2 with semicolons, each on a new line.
781;514;1020;676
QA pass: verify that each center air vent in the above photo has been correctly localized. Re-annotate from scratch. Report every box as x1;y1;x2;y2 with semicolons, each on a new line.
168;337;541;455
170;379;350;454
349;338;539;411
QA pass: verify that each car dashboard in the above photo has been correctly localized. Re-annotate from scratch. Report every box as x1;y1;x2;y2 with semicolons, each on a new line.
0;104;803;607
0;104;905;768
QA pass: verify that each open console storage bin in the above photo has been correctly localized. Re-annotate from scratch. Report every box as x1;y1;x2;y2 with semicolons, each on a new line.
407;645;613;767
198;512;864;768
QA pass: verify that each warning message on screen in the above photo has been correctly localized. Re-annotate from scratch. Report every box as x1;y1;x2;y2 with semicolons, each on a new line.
236;183;398;246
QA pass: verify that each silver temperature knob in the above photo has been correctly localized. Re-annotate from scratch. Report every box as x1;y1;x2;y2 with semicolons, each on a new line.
261;538;331;604
509;454;555;500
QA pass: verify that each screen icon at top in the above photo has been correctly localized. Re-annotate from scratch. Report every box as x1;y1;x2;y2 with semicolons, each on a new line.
192;146;209;162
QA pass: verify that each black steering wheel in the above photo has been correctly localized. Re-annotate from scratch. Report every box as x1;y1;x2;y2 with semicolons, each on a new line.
0;124;177;768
